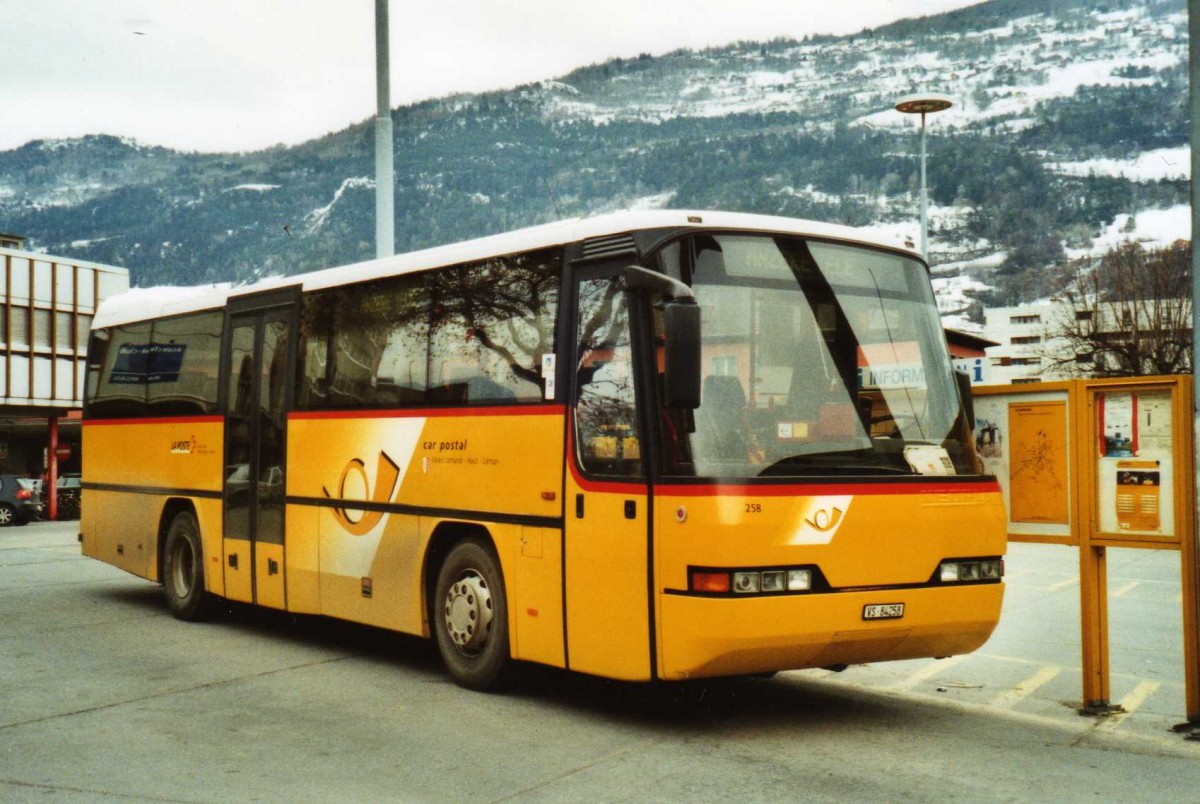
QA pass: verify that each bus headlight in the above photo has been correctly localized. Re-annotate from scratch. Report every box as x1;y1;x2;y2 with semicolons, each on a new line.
760;570;786;592
940;559;1003;583
732;572;761;594
787;569;812;591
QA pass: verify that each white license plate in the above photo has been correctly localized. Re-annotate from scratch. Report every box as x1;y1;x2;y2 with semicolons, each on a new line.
863;603;905;620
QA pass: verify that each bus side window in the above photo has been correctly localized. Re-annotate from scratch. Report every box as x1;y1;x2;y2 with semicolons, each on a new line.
429;253;559;404
145;311;222;417
86;322;151;419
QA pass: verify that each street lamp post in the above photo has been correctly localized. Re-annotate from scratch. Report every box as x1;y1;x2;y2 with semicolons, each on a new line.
375;0;395;259
895;93;953;260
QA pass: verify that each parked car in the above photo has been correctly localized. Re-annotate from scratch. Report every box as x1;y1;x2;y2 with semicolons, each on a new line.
56;475;82;520
0;476;43;526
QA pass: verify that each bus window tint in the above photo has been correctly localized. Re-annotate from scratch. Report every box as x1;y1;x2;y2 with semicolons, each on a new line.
575;277;642;476
297;249;559;410
84;329;111;414
85;321;151;418
326;277;432;408
427;252;559;404
145;311;222;416
296;296;332;408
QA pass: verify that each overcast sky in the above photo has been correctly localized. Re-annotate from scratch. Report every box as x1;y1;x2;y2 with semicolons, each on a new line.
6;0;985;153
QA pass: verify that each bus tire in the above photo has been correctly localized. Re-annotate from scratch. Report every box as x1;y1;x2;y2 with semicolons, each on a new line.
162;510;212;621
433;538;511;691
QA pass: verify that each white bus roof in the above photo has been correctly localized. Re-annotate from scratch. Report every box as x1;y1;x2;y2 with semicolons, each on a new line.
94;210;920;329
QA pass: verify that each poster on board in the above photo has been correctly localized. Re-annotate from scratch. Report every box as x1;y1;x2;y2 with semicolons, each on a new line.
1008;402;1069;524
1095;390;1174;537
972;389;1073;541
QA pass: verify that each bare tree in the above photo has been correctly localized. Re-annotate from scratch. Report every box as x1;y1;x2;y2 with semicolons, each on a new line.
1047;240;1191;378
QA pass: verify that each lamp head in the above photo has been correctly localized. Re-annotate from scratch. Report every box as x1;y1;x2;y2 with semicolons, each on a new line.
895;92;954;115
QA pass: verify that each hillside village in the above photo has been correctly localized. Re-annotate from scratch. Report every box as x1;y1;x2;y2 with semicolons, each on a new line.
0;0;1191;383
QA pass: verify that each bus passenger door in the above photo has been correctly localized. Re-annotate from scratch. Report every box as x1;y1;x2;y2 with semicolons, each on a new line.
223;301;293;609
563;272;653;680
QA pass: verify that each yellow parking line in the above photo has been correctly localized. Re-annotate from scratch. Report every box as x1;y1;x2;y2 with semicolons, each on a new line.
989;665;1062;709
1046;576;1079;592
1095;681;1162;732
889;655;967;691
1119;680;1160;714
1110;580;1139;598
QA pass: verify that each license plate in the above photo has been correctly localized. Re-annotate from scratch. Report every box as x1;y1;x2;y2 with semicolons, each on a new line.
863;603;904;620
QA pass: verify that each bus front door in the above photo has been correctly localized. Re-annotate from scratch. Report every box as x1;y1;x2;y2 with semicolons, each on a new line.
222;305;291;609
564;272;653;680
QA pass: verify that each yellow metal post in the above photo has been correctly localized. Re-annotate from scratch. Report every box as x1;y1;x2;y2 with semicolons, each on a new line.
1077;381;1120;715
1178;376;1200;722
1078;544;1117;714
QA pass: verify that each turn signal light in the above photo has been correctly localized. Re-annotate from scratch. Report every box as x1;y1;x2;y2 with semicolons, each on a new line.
691;572;730;593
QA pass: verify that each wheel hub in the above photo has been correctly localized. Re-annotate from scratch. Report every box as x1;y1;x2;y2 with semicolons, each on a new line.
443;570;493;655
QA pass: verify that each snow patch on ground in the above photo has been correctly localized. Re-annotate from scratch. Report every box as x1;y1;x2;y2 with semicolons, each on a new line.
935;252;1007;275
627;192;675;210
1049;147;1189;181
305;177;373;233
1066;204;1192;258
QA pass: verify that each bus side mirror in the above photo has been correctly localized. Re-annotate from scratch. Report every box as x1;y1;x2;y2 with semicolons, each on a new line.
621;265;701;409
955;370;975;431
663;301;701;409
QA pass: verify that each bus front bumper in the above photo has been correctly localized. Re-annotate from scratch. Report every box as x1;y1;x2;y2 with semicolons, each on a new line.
658;583;1004;681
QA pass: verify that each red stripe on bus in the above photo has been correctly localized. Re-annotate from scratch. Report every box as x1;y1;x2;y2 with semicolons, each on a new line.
83;415;224;427
288;404;566;421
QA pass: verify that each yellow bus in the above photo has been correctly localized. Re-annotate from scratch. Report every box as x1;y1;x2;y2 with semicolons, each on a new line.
82;210;1005;689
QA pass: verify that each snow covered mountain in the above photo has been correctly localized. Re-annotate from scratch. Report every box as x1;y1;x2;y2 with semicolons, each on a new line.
0;0;1187;326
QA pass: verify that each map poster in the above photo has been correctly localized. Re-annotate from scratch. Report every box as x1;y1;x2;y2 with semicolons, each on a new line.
1008;401;1069;524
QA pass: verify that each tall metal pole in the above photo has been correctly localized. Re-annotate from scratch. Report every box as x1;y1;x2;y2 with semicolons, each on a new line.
375;0;395;259
919;111;928;259
894;93;951;262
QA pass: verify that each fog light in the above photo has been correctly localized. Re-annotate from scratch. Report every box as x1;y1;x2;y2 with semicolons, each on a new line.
787;569;812;591
732;572;760;594
761;570;785;592
980;560;1001;579
960;562;981;581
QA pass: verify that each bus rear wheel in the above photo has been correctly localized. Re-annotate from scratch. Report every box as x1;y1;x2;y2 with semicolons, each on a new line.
433;538;511;690
163;510;212;621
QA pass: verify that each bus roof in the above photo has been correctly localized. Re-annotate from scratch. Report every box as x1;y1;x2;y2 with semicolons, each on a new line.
94;210;920;329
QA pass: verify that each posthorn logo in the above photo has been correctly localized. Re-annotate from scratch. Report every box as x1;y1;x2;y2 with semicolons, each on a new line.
791;496;853;545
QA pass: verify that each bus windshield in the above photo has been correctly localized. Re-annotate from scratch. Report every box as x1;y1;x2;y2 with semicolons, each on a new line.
660;234;975;478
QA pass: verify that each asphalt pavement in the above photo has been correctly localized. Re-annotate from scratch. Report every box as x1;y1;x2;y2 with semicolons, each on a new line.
2;520;1199;802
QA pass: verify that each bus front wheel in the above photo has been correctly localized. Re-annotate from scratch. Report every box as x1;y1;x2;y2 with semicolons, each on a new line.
433;538;511;690
163;510;212;621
